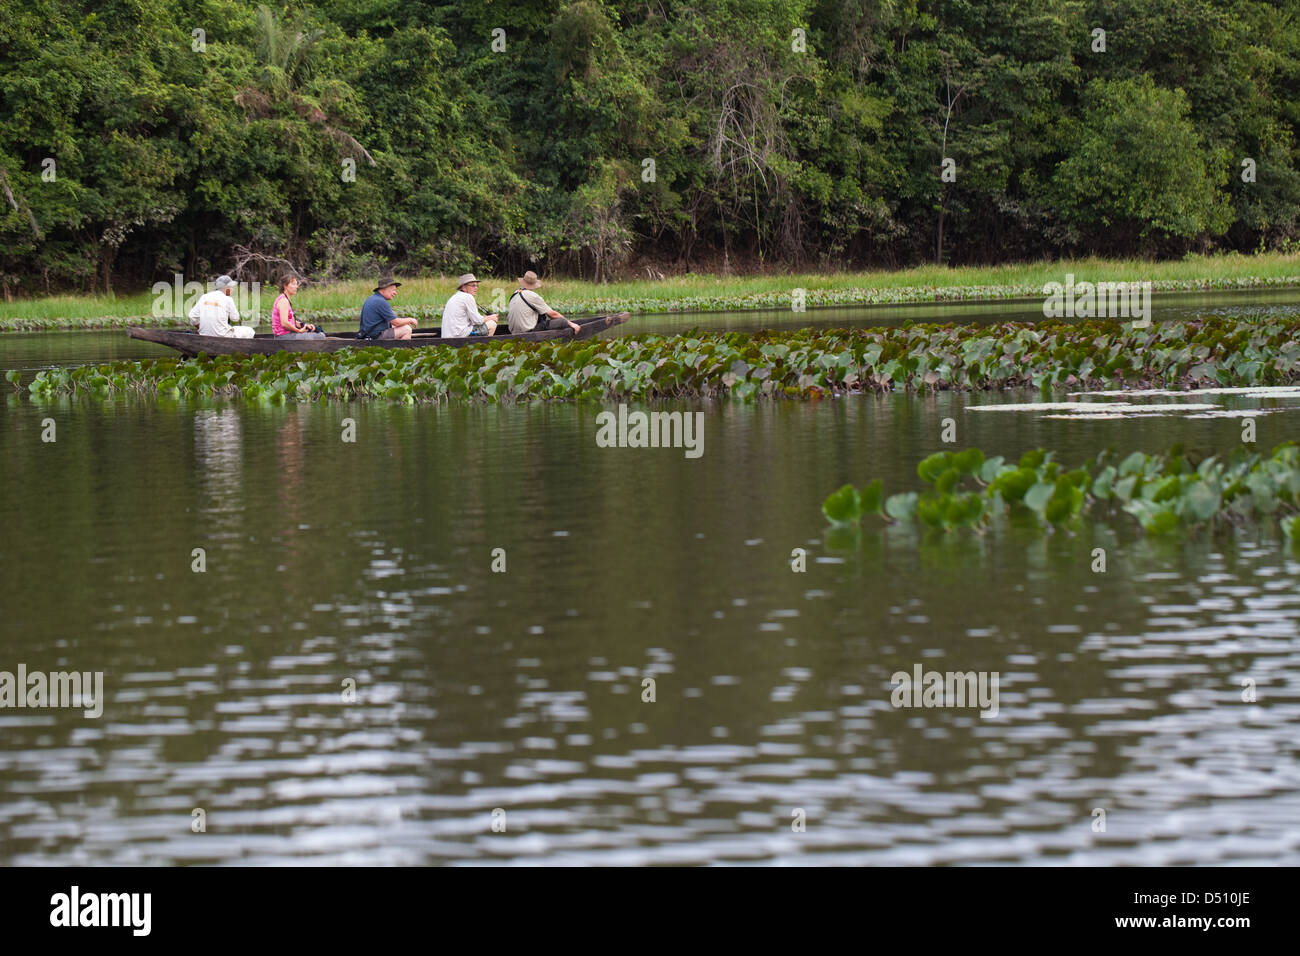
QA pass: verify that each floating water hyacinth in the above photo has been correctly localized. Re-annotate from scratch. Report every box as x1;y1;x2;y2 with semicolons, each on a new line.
21;315;1300;404
823;443;1300;539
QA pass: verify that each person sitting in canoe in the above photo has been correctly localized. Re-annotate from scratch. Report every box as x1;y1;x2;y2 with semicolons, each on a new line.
188;275;255;338
271;274;323;338
358;275;419;340
440;274;498;338
507;271;580;335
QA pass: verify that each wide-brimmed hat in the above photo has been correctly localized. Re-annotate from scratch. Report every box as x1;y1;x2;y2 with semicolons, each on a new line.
214;275;234;291
518;270;542;290
457;273;480;290
374;275;402;292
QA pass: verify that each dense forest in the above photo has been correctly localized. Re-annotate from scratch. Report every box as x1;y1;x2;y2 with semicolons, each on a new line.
1;0;1299;294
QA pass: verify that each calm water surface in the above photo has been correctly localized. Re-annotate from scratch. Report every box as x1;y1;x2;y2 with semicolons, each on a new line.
2;295;1299;865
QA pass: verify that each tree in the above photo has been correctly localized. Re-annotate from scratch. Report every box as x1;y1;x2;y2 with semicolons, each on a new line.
1048;75;1232;251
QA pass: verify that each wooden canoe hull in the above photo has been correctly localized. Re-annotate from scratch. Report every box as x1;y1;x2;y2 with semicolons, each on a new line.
127;313;631;358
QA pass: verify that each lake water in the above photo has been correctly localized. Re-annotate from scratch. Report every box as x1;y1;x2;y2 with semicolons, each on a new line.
2;291;1300;865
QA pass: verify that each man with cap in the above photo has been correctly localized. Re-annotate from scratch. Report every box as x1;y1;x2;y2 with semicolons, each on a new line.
189;275;255;338
440;274;498;339
358;275;418;340
507;271;580;335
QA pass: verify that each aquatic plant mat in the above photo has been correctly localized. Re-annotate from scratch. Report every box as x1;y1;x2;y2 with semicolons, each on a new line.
823;443;1300;538
19;316;1300;404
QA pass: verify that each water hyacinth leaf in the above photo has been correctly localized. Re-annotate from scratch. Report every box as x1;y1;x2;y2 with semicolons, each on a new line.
822;485;863;526
860;479;884;516
1181;480;1221;523
946;493;985;527
978;455;1006;484
1044;480;1084;524
1065;468;1091;489
917;452;953;482
1023;481;1055;515
1091;465;1117;500
988;467;1037;502
916;495;947;528
1150;475;1182;503
884;492;919;521
951;448;985;475
1019;449;1046;470
1118;451;1148;477
1125;500;1179;534
1245;473;1280;513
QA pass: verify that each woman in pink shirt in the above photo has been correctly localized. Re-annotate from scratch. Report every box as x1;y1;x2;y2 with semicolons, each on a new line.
271;275;323;338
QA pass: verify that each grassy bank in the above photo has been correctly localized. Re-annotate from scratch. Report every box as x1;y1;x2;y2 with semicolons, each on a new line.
18;315;1300;403
3;252;1300;331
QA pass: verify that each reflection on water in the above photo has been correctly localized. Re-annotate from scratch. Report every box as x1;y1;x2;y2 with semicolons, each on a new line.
195;408;243;514
1;394;1298;864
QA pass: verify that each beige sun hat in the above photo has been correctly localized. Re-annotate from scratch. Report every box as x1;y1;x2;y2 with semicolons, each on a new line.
457;273;479;290
518;270;542;289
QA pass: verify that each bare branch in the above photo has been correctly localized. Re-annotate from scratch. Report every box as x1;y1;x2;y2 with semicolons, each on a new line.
0;168;42;239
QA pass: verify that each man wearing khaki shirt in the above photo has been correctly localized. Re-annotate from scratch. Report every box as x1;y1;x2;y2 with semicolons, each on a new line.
507;271;580;334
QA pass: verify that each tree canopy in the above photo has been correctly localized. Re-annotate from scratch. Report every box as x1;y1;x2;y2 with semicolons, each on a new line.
1;0;1298;294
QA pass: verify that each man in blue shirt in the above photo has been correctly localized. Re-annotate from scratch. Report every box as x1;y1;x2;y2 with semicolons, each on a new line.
358;276;419;340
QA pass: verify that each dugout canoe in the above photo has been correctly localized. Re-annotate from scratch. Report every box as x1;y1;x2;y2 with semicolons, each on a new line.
127;312;631;358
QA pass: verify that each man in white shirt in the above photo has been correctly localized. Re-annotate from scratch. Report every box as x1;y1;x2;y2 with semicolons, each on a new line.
440;274;498;338
507;271;580;334
189;275;254;338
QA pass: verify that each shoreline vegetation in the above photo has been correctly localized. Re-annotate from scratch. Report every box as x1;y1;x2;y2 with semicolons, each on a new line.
2;254;1299;331
18;315;1300;404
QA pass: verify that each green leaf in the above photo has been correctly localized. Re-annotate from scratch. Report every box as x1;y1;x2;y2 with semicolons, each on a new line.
917;494;947;528
917;452;952;482
860;479;884;516
946;492;986;527
822;484;863;526
951;448;985;475
1045;480;1084;524
1245;473;1279;513
1150;475;1182;503
1181;480;1220;523
989;467;1037;502
1125;500;1178;534
1113;475;1139;502
978;455;1006;484
1023;481;1055;514
1118;451;1148;477
1091;465;1117;500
